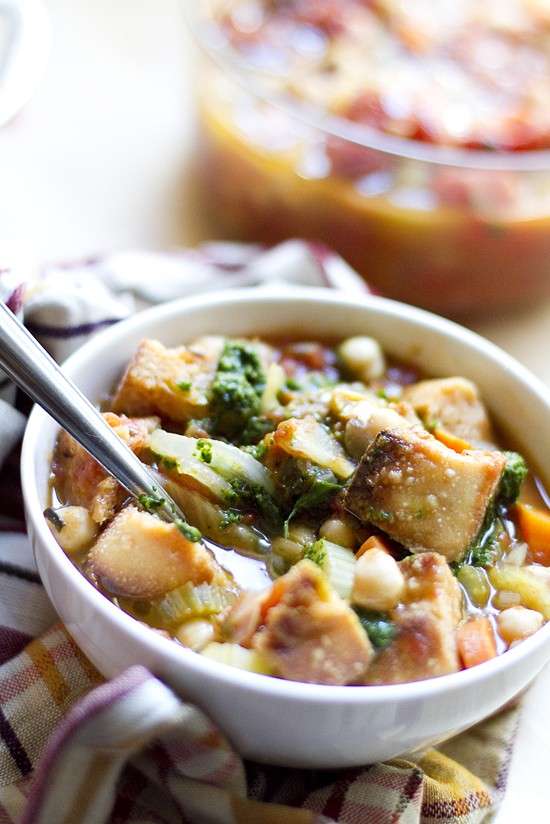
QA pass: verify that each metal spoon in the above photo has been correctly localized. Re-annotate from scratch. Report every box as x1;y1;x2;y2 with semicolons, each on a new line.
0;302;270;589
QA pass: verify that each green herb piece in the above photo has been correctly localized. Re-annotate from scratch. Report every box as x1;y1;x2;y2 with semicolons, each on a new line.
225;478;281;526
285;377;302;391
174;518;202;543
219;509;242;530
44;507;64;531
364;506;393;523
138;491;165;512
499;451;528;506
210;341;266;439
353;608;396;649
283;475;342;537
241;415;275;445
138;488;202;542
176;380;192;392
376;388;389;400
303;539;328;568
195;438;213;464
161;456;178;471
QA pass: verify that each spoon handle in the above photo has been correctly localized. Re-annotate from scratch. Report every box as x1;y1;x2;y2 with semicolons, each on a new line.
0;302;184;524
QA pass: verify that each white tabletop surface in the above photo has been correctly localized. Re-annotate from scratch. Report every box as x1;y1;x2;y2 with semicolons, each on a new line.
1;1;549;819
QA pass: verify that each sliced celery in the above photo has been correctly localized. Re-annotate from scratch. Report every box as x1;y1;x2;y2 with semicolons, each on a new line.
149;581;237;627
304;539;356;600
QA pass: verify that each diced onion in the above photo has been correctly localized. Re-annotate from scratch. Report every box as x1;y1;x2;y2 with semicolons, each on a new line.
260;362;286;413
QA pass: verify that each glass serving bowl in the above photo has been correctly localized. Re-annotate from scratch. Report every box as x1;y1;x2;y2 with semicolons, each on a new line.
186;2;550;316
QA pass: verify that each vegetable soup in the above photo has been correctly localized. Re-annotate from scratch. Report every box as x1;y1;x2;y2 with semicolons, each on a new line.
47;333;550;685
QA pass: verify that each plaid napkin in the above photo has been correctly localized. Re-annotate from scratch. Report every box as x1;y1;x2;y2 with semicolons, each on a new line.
0;241;520;823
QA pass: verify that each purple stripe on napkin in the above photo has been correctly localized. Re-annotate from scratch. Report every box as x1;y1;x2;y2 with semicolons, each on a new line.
26;318;121;340
0;705;32;776
22;666;154;824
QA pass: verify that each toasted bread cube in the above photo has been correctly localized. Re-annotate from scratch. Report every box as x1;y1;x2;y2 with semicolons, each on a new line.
403;377;493;446
87;506;219;599
343;429;505;561
111;338;221;422
52;414;159;523
365;552;462;684
252;560;373;685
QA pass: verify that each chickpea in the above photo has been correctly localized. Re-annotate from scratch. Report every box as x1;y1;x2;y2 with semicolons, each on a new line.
287;524;316;546
338;336;385;382
46;506;98;554
352;548;405;612
271;537;303;564
175;619;216;651
497;606;544;645
319;517;356;549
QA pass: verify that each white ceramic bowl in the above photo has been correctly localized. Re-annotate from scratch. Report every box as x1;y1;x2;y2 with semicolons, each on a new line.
21;288;550;768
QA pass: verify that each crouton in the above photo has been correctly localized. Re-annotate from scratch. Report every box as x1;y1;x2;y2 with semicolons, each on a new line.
364;552;462;684
403;377;493;446
224;590;269;647
343;428;506;562
87;506;220;599
52;414;159;523
252;560;373;684
111;338;221;422
273;416;355;479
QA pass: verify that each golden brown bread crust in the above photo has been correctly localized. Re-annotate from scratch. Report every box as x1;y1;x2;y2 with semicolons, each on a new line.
111;338;221;422
343;428;506;562
252;561;374;685
52;414;159;524
403;377;493;446
87;506;220;599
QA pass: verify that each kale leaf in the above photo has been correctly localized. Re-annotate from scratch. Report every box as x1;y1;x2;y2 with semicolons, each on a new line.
499;451;528;506
283;474;342;537
225;478;281;527
455;450;528;571
353;608;396;649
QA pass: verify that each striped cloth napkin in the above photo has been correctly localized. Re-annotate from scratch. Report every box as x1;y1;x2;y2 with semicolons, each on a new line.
0;241;520;824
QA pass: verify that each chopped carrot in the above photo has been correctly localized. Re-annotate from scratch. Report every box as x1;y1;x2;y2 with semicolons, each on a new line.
457;617;497;668
356;535;392;559
434;427;471;453
515;503;550;566
260;578;286;620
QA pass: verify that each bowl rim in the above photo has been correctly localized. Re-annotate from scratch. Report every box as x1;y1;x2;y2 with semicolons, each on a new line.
21;286;550;704
185;1;550;173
